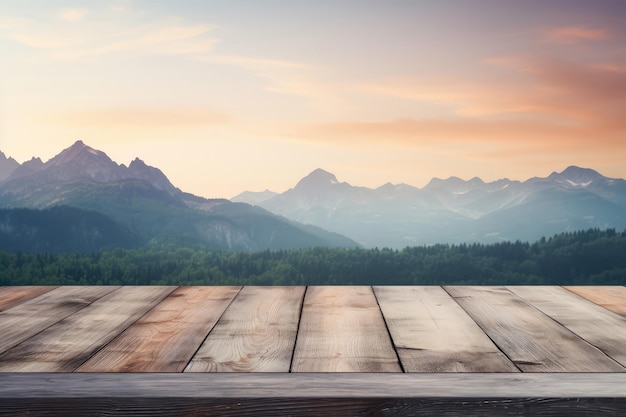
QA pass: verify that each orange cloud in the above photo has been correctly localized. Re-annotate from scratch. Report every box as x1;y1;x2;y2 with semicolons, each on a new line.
355;55;626;128
544;26;610;43
283;117;626;174
287;118;579;145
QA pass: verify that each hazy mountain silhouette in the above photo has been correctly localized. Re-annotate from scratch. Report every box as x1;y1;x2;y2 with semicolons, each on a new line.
0;152;19;182
235;167;626;247
0;141;358;251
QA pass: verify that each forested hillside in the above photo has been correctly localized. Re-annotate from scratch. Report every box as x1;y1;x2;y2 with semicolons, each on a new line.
1;229;624;286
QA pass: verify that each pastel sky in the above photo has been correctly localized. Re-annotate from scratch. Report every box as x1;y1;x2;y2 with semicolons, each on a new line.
1;0;625;198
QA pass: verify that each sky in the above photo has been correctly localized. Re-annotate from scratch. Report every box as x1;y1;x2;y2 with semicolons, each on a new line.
1;0;625;198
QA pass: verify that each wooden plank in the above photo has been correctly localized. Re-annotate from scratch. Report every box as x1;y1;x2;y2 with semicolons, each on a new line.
0;374;625;417
291;286;401;372
374;286;518;372
0;286;175;372
0;286;118;355
77;286;240;372
0;286;57;312
508;286;626;368
565;286;626;317
4;398;625;417
2;373;625;398
445;286;625;372
186;286;305;372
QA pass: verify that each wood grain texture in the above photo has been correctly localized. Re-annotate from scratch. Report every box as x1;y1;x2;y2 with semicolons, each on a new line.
2;397;624;417
1;373;625;397
374;286;518;372
0;286;56;312
565;286;626;317
291;286;402;372
77;286;240;372
186;286;304;372
445;286;625;372
0;286;118;355
508;286;626;368
0;286;175;372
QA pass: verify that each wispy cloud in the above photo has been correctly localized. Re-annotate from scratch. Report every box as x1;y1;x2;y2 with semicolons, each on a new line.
286;118;574;145
355;77;538;118
283;53;626;157
58;8;88;22
209;55;306;70
544;26;610;43
207;54;350;112
9;33;80;49
43;107;230;128
85;24;216;57
283;116;626;165
1;7;218;59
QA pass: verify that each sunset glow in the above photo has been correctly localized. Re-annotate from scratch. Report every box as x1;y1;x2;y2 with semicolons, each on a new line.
1;1;625;198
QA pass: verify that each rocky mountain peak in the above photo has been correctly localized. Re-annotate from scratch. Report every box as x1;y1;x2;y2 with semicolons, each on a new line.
295;168;340;189
0;151;20;181
126;157;178;194
47;140;108;166
548;166;605;187
6;157;45;181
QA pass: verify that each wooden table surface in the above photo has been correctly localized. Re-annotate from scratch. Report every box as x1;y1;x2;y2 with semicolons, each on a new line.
1;285;625;416
0;285;624;373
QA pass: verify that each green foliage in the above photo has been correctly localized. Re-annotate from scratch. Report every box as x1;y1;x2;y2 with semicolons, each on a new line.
0;229;625;285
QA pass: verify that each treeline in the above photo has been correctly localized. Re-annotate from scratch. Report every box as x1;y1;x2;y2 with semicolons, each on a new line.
1;228;625;286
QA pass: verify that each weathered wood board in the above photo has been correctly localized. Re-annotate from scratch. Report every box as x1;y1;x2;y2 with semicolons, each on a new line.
186;286;304;372
0;286;117;355
374;286;518;372
445;286;625;372
78;286;241;372
1;373;625;416
291;286;402;372
0;286;56;312
565;286;626;317
508;286;626;368
0;285;624;377
0;286;175;371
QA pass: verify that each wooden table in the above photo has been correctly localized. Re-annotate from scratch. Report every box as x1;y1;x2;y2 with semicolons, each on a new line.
0;285;625;415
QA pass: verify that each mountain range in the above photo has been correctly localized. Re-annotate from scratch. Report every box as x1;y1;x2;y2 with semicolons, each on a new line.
3;141;625;252
0;141;357;252
232;167;626;248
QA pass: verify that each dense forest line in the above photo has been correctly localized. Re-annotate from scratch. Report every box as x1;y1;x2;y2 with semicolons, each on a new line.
1;228;625;286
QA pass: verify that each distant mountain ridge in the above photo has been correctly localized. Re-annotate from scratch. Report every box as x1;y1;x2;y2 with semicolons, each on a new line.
232;166;626;248
0;152;20;182
0;141;358;251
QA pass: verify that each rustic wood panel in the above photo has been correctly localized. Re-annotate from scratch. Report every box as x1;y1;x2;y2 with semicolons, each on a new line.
565;286;626;317
374;286;518;372
0;286;57;312
0;286;118;355
0;286;175;372
77;286;240;372
2;373;625;398
0;373;625;416
291;286;401;372
3;397;624;417
508;286;626;368
445;286;625;372
186;286;304;372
